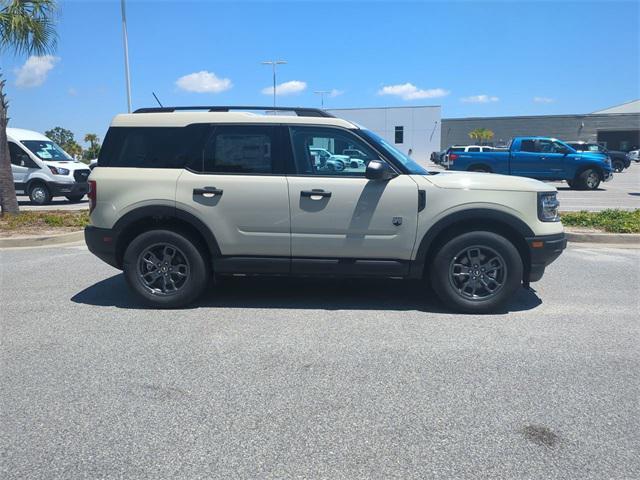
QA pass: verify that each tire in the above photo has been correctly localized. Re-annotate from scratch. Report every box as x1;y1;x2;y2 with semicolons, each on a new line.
429;231;523;314
334;160;345;171
123;229;209;308
612;160;624;173
66;194;85;203
576;168;601;190
28;183;51;205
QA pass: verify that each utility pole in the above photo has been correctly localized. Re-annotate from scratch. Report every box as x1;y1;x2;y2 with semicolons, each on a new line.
314;90;331;108
121;0;132;113
261;60;287;108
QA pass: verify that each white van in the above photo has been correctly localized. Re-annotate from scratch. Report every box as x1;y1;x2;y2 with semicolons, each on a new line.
7;128;92;204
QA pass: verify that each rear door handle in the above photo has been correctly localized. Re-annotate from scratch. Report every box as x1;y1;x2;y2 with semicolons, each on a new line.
193;187;223;197
301;189;331;199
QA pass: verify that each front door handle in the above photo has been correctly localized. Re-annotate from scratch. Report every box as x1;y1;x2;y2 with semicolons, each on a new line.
193;187;223;198
301;189;331;199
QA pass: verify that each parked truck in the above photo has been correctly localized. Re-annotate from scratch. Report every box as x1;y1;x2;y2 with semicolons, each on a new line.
447;137;613;190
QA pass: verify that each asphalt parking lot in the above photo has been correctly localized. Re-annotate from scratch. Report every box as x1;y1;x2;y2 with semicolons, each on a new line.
16;163;639;212
1;243;638;479
429;163;640;212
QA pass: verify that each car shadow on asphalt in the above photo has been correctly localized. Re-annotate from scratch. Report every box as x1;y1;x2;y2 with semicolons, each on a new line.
71;274;542;314
17;198;89;207
555;186;605;191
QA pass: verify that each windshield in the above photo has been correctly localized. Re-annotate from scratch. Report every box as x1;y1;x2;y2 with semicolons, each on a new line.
21;140;73;161
586;144;605;152
360;130;428;174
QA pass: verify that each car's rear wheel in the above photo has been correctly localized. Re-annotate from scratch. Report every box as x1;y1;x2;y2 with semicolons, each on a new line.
28;183;51;205
576;168;601;190
612;160;624;173
123;229;209;308
430;231;523;314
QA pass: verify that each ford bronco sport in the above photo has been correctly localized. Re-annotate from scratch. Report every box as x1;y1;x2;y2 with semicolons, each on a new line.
85;106;566;313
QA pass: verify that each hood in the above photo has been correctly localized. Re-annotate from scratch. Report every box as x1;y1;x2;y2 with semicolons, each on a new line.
425;171;555;193
41;159;90;171
579;152;609;162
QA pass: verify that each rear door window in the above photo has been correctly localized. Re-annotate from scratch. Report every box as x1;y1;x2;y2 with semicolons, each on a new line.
520;140;536;152
199;125;282;174
99;125;208;168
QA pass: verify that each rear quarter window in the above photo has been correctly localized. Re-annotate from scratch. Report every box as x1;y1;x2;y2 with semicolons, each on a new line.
99;125;208;168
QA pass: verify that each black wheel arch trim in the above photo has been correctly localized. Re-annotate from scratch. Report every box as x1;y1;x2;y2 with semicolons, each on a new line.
112;205;221;267
575;164;605;180
411;208;535;277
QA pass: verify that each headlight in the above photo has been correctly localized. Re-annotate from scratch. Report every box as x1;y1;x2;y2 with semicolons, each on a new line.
538;192;560;222
47;166;70;175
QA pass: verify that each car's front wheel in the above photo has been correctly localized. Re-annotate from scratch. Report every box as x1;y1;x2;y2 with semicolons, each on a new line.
575;168;602;190
123;229;209;308
28;183;51;205
430;231;523;314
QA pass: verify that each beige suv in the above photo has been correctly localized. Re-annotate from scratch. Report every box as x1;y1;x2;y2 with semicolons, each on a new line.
85;106;566;313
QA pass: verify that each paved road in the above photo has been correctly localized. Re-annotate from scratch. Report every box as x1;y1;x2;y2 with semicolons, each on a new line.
17;196;89;211
428;163;639;211
17;163;639;212
549;164;640;211
1;243;638;479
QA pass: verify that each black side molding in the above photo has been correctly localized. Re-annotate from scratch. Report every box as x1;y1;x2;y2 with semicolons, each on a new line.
418;189;426;212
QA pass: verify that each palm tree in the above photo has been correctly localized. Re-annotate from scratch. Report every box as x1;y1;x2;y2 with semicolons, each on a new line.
0;0;58;215
468;128;495;146
84;133;98;148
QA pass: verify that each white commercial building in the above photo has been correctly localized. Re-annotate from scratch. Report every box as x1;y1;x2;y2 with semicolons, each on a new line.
328;106;441;167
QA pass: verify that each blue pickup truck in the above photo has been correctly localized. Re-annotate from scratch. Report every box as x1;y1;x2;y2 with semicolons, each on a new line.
447;137;613;190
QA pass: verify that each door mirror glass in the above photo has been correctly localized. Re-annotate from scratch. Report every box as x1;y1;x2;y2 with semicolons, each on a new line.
365;160;396;181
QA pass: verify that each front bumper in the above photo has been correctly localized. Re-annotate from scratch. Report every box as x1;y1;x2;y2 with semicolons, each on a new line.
525;232;567;284
85;225;119;269
50;181;89;197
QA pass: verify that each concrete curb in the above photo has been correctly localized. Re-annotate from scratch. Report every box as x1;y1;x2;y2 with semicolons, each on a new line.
0;230;84;248
0;229;638;249
564;230;640;245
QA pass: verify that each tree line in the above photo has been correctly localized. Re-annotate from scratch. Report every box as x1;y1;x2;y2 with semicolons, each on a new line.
44;127;101;162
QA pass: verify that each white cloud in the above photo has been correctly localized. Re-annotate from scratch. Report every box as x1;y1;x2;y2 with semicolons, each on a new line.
460;94;499;103
329;88;344;98
14;55;59;88
377;83;450;100
261;80;307;96
533;96;555;103
175;70;232;93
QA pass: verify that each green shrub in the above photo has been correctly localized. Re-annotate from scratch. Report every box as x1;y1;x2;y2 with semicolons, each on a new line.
561;209;640;233
0;211;90;230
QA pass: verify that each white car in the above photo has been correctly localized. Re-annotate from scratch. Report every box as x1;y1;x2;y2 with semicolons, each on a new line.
309;147;352;171
628;149;639;162
85;106;565;313
7;128;91;204
445;145;495;168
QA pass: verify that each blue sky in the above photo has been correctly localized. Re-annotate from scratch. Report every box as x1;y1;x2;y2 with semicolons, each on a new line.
2;0;639;145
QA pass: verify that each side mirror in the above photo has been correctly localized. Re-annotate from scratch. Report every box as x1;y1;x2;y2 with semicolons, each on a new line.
365;160;397;181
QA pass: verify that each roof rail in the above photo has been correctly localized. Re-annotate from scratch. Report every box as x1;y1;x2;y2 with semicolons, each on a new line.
132;106;335;118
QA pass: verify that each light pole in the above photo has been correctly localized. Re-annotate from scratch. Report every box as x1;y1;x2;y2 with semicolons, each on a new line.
314;90;331;108
261;60;287;108
120;0;132;113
